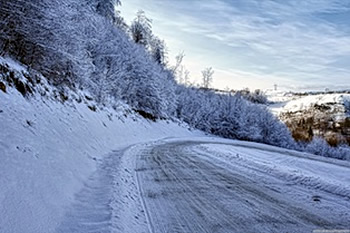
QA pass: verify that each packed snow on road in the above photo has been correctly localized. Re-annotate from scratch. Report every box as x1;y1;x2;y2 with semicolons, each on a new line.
59;138;350;233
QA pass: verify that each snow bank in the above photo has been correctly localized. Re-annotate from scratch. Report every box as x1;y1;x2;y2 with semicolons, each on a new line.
193;142;350;198
0;59;201;233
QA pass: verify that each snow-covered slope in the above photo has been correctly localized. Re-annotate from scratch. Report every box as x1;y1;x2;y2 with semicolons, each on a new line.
267;91;350;147
283;94;350;115
269;93;350;117
0;58;202;233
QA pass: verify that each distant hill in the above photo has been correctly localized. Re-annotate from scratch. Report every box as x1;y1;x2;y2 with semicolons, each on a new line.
268;92;350;146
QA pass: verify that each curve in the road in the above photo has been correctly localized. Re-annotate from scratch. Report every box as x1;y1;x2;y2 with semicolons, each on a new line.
136;141;350;233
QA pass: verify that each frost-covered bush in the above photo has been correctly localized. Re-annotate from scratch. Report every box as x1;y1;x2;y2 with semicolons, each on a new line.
305;137;350;160
306;137;332;157
0;0;176;118
0;1;47;70
235;89;268;104
333;146;350;160
344;99;350;114
176;86;296;149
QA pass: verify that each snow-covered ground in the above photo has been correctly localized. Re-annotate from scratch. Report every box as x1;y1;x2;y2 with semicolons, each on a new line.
0;72;202;232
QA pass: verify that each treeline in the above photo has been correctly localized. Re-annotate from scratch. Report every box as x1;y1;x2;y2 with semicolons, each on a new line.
177;87;294;147
213;88;269;104
291;90;350;96
0;0;349;159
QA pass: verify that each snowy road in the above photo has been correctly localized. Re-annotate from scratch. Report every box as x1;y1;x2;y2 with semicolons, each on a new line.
57;139;350;233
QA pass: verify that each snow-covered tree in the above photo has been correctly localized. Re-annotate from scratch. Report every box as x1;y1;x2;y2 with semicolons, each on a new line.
173;52;185;73
150;37;167;65
172;52;190;85
201;67;214;89
344;99;350;114
306;137;332;157
0;1;48;65
94;0;121;23
235;88;268;104
130;10;152;47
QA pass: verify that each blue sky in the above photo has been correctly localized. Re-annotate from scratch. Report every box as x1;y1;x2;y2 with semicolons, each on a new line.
120;0;350;91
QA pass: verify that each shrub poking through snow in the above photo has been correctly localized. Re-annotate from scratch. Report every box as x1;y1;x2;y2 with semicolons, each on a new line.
0;81;6;93
14;78;32;97
135;109;157;122
305;137;350;160
88;105;97;112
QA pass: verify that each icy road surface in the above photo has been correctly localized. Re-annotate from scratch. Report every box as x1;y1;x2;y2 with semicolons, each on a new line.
57;138;350;233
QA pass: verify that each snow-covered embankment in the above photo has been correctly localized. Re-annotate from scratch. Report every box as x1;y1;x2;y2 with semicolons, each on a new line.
0;58;201;233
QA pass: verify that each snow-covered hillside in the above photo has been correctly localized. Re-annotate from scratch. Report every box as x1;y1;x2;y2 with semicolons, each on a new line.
0;58;202;233
269;93;350;117
267;91;350;147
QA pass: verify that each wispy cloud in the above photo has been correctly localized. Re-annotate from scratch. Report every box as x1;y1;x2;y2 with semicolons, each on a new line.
121;0;350;91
